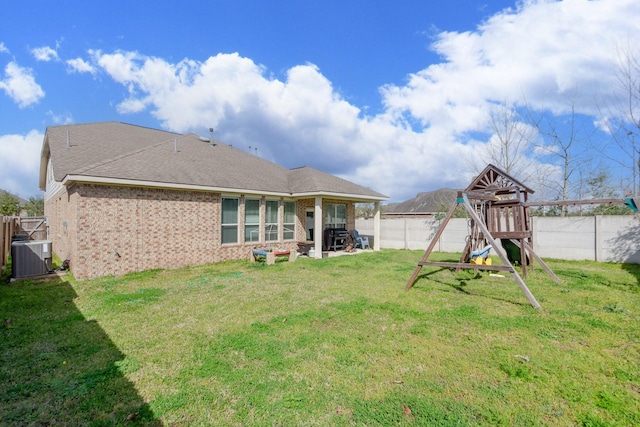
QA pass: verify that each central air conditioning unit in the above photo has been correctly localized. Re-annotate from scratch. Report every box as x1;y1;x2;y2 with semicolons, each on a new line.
11;240;53;279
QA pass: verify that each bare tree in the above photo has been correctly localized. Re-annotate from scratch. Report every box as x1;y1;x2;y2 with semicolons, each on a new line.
618;46;640;196
584;169;630;215
355;203;375;219
481;102;537;181
461;102;544;201
600;44;640;196
526;97;594;215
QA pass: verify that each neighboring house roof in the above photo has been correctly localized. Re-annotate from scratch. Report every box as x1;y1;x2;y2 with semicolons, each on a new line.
39;122;387;201
384;188;459;214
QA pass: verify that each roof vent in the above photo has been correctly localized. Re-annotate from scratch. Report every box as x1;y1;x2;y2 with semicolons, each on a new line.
199;128;216;146
209;128;215;146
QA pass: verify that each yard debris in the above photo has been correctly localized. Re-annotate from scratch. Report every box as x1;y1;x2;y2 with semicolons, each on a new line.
3;318;11;328
54;259;70;272
402;404;413;417
125;412;138;422
392;380;404;385
514;354;530;362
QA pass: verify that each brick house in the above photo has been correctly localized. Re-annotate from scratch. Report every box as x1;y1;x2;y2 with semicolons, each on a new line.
38;122;387;279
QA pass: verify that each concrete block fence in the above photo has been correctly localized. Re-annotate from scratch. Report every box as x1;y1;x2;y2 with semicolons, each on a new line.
356;215;640;264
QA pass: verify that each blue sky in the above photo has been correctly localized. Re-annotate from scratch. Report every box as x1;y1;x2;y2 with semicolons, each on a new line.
1;0;639;202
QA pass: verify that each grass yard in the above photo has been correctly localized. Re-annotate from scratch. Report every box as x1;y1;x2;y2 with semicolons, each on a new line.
1;250;639;426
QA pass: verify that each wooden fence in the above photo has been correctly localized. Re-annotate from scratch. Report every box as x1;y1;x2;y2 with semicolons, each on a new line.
0;216;48;272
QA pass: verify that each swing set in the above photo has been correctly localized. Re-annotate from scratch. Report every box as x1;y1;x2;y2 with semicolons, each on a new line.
405;164;561;309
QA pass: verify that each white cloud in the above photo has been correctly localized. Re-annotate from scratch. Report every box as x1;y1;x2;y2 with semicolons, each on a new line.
81;0;640;202
66;57;97;74
0;42;9;54
0;130;44;198
116;97;148;114
31;46;59;62
46;110;73;125
381;0;639;126
0;61;45;108
91;51;387;175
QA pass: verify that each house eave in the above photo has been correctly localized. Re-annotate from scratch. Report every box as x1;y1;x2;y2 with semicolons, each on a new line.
38;136;50;191
59;175;388;202
290;191;388;202
61;175;292;198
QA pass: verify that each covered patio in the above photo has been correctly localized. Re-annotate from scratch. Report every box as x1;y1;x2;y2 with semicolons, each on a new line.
303;197;383;260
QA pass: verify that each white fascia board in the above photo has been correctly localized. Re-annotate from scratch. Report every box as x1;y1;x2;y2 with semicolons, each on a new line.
291;191;388;202
61;175;291;198
38;139;50;190
61;175;389;202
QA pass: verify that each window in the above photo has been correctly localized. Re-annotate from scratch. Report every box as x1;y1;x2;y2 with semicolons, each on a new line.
244;199;260;242
221;197;239;244
283;201;295;240
265;200;279;241
325;203;346;229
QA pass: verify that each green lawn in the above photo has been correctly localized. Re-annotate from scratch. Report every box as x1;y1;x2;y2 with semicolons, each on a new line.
1;250;639;426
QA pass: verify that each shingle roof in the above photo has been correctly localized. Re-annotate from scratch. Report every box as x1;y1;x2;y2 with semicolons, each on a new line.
40;122;387;201
287;166;384;199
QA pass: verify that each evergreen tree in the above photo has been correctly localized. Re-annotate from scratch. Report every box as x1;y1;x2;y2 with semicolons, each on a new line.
24;196;44;216
0;192;20;216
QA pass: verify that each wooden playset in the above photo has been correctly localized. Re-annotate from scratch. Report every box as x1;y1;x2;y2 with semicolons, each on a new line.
405;164;561;309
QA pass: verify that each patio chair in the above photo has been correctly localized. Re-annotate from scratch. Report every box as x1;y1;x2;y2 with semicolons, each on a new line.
352;229;370;249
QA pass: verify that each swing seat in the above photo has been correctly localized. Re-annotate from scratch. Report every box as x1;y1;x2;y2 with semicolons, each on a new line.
470;256;492;265
469;245;492;260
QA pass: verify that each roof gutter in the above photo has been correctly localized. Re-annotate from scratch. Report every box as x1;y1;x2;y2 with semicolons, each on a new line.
61;175;389;202
291;191;388;202
62;175;292;198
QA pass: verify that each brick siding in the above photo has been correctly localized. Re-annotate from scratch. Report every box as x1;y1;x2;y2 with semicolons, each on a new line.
46;184;344;279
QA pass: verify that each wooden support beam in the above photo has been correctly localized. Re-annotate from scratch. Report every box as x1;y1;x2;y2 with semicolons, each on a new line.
460;194;541;309
405;199;459;291
509;239;561;283
406;191;553;310
418;261;515;272
526;198;625;207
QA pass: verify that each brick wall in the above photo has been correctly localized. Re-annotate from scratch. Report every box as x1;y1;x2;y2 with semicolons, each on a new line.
46;184;316;279
69;185;221;278
45;184;78;270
